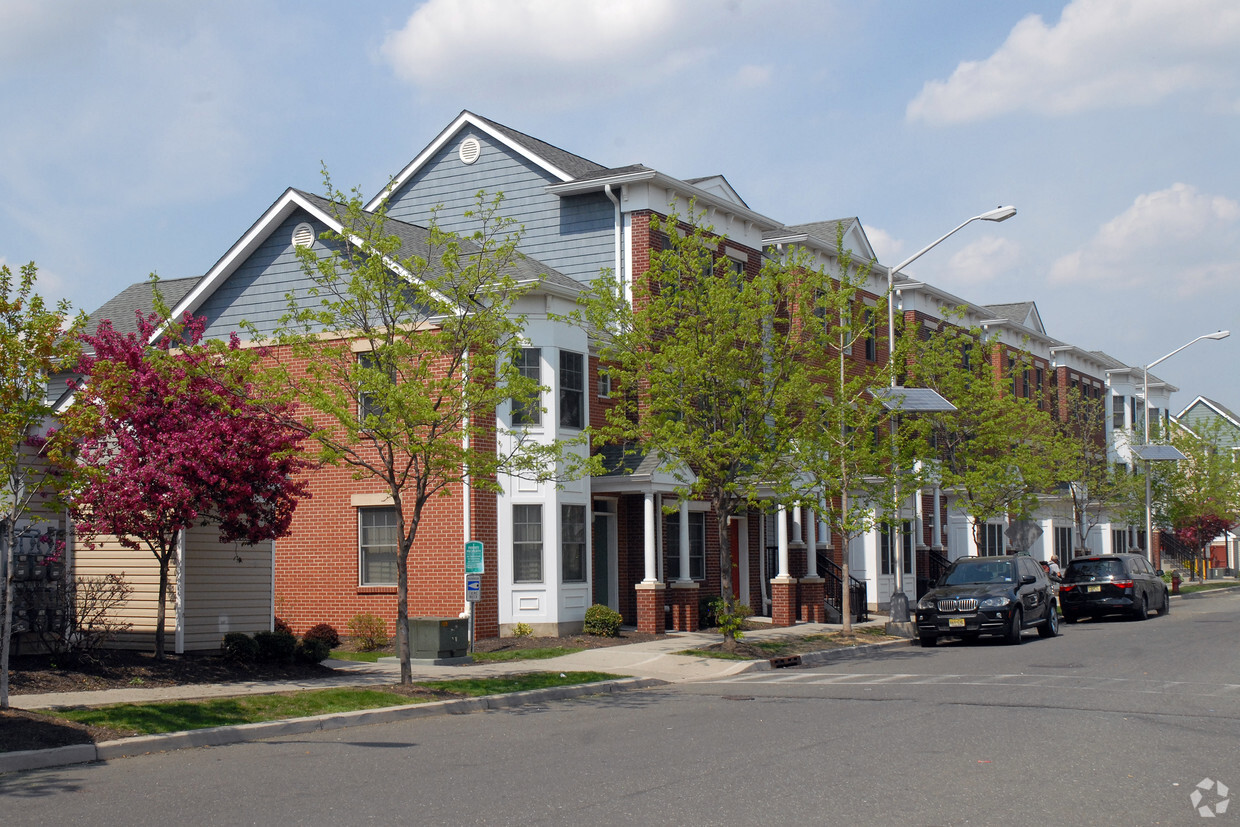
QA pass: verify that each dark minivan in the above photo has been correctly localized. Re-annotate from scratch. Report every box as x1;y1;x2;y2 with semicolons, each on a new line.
1058;553;1170;622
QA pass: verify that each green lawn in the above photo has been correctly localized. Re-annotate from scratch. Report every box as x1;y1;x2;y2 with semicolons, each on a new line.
46;672;620;736
1177;581;1238;594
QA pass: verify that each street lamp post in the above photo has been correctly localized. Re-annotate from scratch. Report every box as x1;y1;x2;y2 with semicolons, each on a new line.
886;206;1017;624
1140;330;1229;569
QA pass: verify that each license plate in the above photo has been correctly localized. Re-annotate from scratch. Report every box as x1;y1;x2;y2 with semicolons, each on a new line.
949;618;966;628
1087;585;1101;593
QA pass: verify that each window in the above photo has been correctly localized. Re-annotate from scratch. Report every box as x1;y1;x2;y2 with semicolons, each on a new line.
511;348;541;426
561;504;587;583
560;351;584;429
864;309;876;361
1055;526;1073;559
598;369;611;399
982;523;1005;556
1112;529;1128;554
358;352;392;428
666;510;706;580
880;521;913;575
513;504;543;582
1112;394;1125;429
359;507;399;586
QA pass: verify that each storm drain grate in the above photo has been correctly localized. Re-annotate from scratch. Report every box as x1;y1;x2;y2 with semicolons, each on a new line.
770;655;803;669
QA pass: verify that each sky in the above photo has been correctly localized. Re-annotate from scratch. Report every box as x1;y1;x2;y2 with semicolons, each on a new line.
2;0;1238;409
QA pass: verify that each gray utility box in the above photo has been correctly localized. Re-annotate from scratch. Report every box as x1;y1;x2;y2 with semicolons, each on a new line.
409;617;469;660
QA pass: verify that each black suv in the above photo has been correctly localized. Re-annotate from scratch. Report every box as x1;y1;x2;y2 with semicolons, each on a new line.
1058;553;1169;622
915;554;1059;646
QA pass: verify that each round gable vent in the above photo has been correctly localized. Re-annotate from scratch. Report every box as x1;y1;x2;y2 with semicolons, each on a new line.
292;222;314;248
459;136;481;165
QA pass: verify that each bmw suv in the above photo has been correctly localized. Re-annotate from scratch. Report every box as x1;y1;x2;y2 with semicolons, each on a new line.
915;554;1059;647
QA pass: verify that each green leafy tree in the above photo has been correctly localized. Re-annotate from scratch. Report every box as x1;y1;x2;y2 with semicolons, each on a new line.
789;232;898;633
577;205;813;648
0;262;83;708
1052;385;1145;555
903;312;1060;550
254;177;561;683
1161;418;1240;579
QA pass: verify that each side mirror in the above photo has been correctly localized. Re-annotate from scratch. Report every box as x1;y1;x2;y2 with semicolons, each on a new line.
1020;574;1037;586
1155;569;1164;576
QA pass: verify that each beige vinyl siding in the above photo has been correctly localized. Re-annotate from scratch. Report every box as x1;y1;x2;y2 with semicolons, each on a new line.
73;534;171;651
181;524;273;650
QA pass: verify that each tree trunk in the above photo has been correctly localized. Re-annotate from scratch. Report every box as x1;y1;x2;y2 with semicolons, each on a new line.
714;497;736;652
1;518;14;709
155;542;171;660
397;541;411;684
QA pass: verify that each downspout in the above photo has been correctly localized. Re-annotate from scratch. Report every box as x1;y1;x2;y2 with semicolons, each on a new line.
604;184;626;303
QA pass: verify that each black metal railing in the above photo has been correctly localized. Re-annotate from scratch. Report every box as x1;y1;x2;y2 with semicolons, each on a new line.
917;548;951;598
1159;530;1200;577
818;551;868;623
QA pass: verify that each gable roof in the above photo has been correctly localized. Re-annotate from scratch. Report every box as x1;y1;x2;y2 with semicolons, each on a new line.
984;302;1045;334
368;110;607;211
84;275;203;337
764;218;878;264
1177;395;1240;430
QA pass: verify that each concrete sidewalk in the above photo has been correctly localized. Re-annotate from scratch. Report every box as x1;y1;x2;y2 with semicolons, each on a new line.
2;619;901;774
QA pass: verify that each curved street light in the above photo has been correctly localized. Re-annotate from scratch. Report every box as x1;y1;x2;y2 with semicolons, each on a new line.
1141;330;1230;568
885;206;1017;625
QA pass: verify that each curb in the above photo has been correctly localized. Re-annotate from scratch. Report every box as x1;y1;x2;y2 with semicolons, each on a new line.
0;677;665;776
1170;584;1240;600
741;636;916;673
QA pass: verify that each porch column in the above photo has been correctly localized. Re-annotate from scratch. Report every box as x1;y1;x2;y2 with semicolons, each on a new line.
771;504;798;626
800;508;825;623
636;489;665;635
642;491;657;583
932;484;943;551
677;499;691;583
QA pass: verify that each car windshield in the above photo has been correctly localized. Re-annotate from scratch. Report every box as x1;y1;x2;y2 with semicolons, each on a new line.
942;561;1014;585
1065;559;1125;581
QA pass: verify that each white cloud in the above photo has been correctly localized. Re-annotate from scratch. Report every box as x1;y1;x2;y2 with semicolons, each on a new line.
862;225;903;264
380;0;783;107
734;64;774;89
944;236;1023;287
1048;183;1240;297
907;0;1240;125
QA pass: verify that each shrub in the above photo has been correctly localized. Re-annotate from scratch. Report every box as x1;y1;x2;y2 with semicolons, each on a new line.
511;622;534;638
347;613;388;651
222;632;259;663
274;616;293;636
303;622;341;649
295;637;332;664
583;604;623;638
254;629;297;664
710;597;752;641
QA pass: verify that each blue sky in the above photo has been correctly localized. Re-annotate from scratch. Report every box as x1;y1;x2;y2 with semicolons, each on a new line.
2;0;1237;409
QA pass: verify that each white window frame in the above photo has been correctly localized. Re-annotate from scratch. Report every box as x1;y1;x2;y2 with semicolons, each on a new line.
513;504;544;583
359;507;399;586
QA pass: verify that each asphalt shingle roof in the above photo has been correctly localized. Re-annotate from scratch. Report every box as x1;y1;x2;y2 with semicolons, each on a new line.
84;275;203;337
471;112;607;181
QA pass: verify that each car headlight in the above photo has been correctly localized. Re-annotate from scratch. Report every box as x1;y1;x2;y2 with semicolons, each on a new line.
979;595;1010;609
917;595;936;610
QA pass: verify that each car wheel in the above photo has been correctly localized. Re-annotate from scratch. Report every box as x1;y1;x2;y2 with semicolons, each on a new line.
920;634;937;648
1038;604;1059;638
1158;590;1170;615
1133;595;1149;621
1005;608;1024;645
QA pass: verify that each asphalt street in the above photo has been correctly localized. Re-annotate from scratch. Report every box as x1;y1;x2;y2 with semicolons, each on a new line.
2;589;1236;826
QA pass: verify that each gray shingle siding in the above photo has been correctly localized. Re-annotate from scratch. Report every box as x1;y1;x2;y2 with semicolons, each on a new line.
383;128;615;285
198;211;333;340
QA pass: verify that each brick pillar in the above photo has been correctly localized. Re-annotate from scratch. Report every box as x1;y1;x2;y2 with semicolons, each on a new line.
799;576;826;623
635;583;666;634
771;576;798;627
669;581;700;631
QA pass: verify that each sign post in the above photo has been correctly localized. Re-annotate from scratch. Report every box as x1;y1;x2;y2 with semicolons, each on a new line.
464;540;483;652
